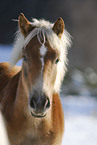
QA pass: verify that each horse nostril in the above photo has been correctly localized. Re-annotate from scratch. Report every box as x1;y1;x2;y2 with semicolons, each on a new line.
30;96;50;112
30;97;36;109
45;97;50;109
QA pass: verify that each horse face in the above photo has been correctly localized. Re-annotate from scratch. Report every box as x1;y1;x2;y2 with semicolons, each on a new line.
17;13;65;118
22;36;60;118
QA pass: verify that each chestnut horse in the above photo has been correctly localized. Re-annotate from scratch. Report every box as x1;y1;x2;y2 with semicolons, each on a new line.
0;13;71;145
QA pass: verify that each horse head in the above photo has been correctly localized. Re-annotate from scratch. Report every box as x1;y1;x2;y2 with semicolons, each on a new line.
11;13;71;118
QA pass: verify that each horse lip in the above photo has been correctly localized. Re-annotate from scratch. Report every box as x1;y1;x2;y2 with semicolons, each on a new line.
31;112;46;118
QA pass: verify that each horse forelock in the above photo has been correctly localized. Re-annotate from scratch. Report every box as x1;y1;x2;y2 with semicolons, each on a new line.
10;19;71;64
10;18;71;93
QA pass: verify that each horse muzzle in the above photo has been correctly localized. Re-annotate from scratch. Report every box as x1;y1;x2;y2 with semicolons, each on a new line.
29;92;50;118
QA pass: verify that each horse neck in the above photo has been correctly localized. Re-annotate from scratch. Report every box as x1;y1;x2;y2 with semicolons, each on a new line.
1;70;21;121
5;71;30;129
14;71;28;111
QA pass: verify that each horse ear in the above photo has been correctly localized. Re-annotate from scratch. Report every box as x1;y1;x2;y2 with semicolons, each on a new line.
19;13;34;36
52;17;65;38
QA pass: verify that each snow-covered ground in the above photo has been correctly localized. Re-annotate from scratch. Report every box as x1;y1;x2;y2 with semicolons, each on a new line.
61;95;97;145
0;45;22;66
0;45;97;145
0;113;9;145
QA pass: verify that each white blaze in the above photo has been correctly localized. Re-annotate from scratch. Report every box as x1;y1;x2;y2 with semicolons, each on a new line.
40;44;47;56
39;44;47;74
40;57;44;73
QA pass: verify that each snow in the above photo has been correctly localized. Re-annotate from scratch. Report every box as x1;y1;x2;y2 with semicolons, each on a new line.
61;96;97;145
0;45;97;145
0;45;22;66
0;113;9;145
62;116;97;145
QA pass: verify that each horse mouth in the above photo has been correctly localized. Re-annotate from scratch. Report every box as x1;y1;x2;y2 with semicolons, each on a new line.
31;112;46;118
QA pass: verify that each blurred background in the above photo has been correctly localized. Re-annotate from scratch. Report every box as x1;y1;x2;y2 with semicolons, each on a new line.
0;0;97;145
0;0;97;96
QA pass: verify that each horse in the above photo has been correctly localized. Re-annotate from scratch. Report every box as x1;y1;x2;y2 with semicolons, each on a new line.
0;13;71;145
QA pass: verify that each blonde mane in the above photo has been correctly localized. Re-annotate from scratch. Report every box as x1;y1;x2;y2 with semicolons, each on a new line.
10;18;71;92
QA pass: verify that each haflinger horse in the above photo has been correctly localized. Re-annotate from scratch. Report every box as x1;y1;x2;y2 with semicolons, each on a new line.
0;13;71;145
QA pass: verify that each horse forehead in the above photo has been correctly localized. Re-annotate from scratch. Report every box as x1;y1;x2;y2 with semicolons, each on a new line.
39;44;47;56
26;37;55;58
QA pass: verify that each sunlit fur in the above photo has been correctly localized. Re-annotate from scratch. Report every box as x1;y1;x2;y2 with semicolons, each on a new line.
10;19;71;93
0;16;71;145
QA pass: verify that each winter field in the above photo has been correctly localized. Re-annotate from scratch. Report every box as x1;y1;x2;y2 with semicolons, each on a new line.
0;45;97;145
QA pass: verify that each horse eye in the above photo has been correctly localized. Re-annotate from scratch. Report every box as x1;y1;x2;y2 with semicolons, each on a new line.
23;55;27;62
55;58;60;64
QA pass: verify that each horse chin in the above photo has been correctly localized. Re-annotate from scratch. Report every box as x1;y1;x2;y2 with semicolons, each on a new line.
31;112;46;118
